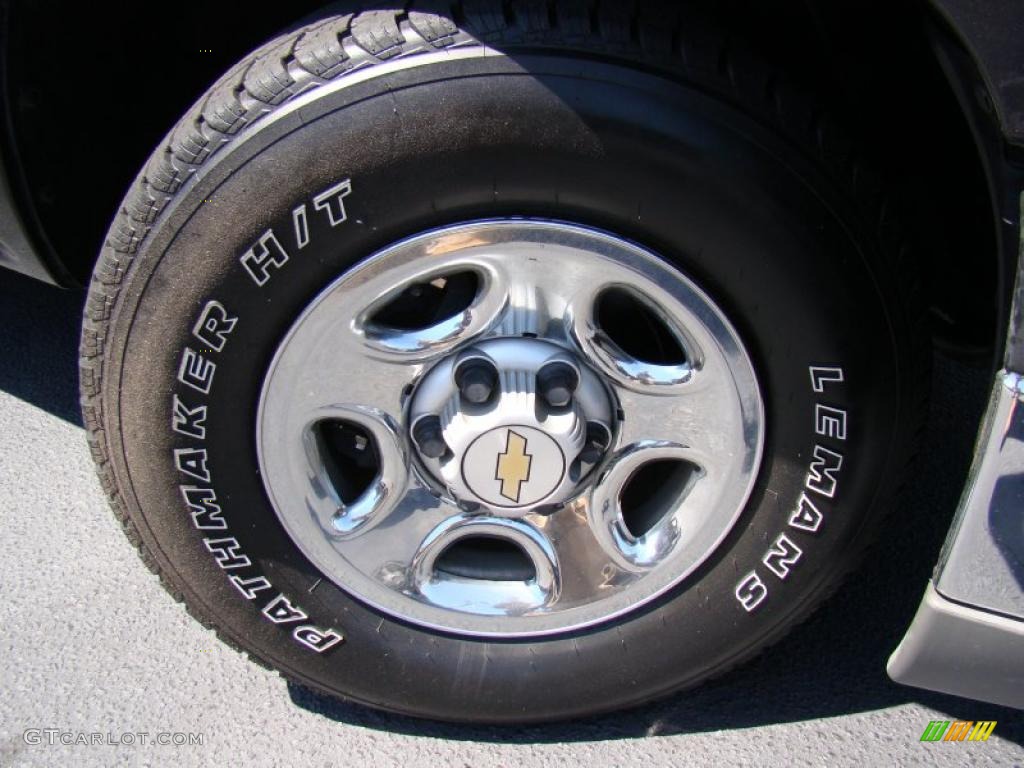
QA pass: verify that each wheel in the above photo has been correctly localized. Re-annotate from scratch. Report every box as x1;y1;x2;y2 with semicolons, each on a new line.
80;3;927;722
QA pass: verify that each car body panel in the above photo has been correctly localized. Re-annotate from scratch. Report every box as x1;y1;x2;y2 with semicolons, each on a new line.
0;0;70;286
939;372;1024;619
929;0;1024;147
888;195;1024;707
0;144;51;283
887;581;1024;710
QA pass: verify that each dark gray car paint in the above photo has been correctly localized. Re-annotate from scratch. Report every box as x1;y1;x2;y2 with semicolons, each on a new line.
929;0;1024;147
888;197;1024;708
0;145;49;283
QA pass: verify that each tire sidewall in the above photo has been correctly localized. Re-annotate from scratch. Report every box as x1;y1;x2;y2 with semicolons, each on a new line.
104;52;911;721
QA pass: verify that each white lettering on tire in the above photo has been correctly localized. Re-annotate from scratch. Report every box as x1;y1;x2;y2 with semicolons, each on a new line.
192;301;238;351
171;395;207;440
240;178;352;286
174;447;211;482
240;229;289;286
177;348;216;394
735;572;768;612
203;537;252;570
229;574;273;600
762;534;802;579
787;492;823;533
809;365;844;393
262;594;309;624
173;220;351;650
293;625;344;652
292;204;310;249
814;404;847;440
180;486;226;530
735;364;846;612
312;178;352;227
806;445;843;498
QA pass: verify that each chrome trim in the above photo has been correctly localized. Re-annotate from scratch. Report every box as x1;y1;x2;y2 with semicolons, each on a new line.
887;582;1024;709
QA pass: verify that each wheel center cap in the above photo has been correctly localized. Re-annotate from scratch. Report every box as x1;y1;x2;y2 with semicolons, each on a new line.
462;426;566;508
407;337;616;515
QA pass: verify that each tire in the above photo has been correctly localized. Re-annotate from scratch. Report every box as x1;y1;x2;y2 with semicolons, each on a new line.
80;2;927;723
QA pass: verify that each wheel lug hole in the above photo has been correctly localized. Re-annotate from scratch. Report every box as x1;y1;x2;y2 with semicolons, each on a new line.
580;421;611;463
412;415;448;459
537;362;579;408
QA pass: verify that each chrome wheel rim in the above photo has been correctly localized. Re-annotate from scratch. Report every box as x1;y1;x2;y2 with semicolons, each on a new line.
257;219;764;636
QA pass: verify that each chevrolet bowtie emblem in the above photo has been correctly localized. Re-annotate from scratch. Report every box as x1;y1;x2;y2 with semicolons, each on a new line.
495;430;533;502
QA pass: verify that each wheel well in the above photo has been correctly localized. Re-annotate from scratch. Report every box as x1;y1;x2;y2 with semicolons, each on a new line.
4;0;999;353
3;1;323;282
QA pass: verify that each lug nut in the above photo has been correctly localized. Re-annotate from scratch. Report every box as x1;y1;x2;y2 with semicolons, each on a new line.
455;358;498;404
579;422;611;463
537;361;579;408
412;415;448;459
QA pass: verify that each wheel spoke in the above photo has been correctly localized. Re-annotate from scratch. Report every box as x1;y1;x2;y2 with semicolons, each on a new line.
263;303;417;422
465;236;610;341
515;263;599;341
614;358;761;478
523;501;634;604
330;481;466;590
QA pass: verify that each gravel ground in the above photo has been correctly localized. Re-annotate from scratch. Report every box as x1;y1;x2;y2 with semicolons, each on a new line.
0;270;1021;767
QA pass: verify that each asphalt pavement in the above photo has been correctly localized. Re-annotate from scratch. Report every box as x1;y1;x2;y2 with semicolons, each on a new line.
1;269;1022;767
